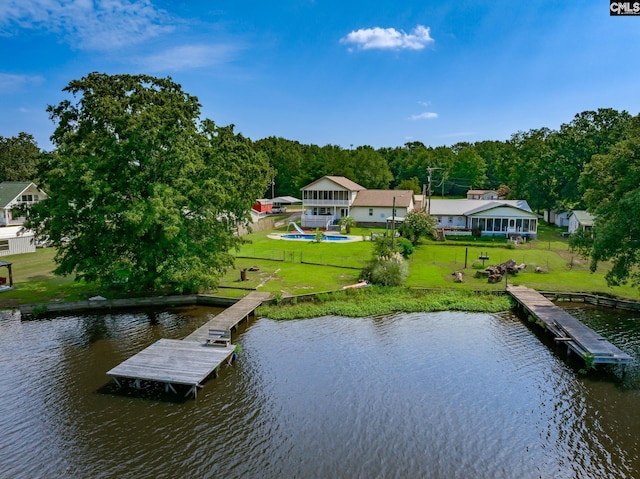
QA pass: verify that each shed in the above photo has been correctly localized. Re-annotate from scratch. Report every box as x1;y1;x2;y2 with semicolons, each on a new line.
0;226;35;256
252;199;273;214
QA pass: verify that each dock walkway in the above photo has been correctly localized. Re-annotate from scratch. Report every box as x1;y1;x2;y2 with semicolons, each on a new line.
508;285;631;365
107;291;270;398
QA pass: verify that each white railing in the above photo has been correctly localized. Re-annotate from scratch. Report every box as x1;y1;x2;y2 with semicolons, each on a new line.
301;214;335;229
302;199;350;206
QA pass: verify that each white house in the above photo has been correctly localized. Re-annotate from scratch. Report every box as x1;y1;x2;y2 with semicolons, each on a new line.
430;199;538;239
0;182;47;227
568;210;595;234
0;182;47;256
300;176;414;228
350;189;415;226
301;176;365;228
466;189;499;200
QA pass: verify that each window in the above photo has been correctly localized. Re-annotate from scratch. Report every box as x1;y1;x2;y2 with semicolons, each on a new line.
21;194;33;202
369;208;373;216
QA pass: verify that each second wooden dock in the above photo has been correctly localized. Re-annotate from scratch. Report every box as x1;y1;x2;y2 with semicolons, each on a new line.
508;285;631;366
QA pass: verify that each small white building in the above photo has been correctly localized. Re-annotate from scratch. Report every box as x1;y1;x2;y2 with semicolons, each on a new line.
0;225;35;256
466;189;499;200
568;210;595;234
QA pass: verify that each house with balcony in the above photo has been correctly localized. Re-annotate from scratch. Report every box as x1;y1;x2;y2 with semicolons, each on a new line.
0;182;47;256
300;176;414;228
0;182;47;227
301;176;363;228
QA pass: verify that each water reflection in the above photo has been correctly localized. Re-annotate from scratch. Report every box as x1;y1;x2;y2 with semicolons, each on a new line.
1;305;639;478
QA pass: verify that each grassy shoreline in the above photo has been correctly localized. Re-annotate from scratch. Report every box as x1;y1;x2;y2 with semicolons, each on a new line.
1;221;639;310
257;287;513;320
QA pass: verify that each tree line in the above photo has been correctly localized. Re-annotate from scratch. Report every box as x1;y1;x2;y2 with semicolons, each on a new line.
3;107;634;218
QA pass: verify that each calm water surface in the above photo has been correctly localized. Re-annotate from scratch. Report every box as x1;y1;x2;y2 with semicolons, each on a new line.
1;304;640;478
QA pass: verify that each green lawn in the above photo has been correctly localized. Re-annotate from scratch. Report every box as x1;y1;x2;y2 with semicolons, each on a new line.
1;222;638;308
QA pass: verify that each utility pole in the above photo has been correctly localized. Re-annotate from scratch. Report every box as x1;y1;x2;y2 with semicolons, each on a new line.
425;167;440;216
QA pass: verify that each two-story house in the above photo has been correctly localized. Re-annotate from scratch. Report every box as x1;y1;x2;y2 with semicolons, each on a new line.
0;182;48;256
0;182;47;226
300;176;414;228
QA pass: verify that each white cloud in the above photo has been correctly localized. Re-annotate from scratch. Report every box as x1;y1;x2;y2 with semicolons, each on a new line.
0;0;173;50
341;25;434;51
410;112;438;120
0;73;43;92
139;44;237;72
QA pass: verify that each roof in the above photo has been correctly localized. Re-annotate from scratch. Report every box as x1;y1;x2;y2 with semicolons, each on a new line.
428;199;533;216
351;190;414;208
467;189;498;195
570;210;595;226
301;176;366;191
0;182;35;208
273;196;302;204
0;226;33;239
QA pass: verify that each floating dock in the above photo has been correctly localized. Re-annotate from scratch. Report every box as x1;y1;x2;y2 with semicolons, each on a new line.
508;285;631;366
107;291;271;398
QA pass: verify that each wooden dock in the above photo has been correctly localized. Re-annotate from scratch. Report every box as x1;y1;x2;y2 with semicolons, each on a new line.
184;292;270;342
508;285;631;366
107;291;270;398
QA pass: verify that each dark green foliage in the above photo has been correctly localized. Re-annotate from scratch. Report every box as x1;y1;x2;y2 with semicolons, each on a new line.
28;73;272;293
400;210;437;244
395;237;414;258
575;115;640;287
0;132;42;182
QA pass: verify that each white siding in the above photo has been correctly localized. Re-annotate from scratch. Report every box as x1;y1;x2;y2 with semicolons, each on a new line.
434;215;467;229
0;233;35;256
350;206;408;224
568;215;580;234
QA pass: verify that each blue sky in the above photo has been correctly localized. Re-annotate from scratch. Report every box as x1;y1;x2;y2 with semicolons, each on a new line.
1;1;639;151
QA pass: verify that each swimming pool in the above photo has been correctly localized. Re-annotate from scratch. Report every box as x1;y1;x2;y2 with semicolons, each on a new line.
280;233;350;241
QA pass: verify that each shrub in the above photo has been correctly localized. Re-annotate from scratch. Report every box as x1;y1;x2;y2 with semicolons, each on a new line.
373;236;394;257
366;252;409;287
395;237;415;258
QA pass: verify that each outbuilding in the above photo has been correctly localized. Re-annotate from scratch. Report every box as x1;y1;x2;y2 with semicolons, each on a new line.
0;226;35;257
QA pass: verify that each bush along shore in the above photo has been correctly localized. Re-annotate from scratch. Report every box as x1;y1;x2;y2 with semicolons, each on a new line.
256;287;513;320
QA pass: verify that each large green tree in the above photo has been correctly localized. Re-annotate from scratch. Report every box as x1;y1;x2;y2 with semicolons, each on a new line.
572;115;640;287
0;132;42;182
29;73;271;293
553;108;633;209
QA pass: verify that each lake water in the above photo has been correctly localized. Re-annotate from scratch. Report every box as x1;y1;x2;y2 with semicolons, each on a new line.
1;304;640;478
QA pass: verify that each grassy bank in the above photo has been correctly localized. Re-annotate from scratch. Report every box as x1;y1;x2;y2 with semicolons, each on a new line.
257;287;512;320
1;220;639;309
